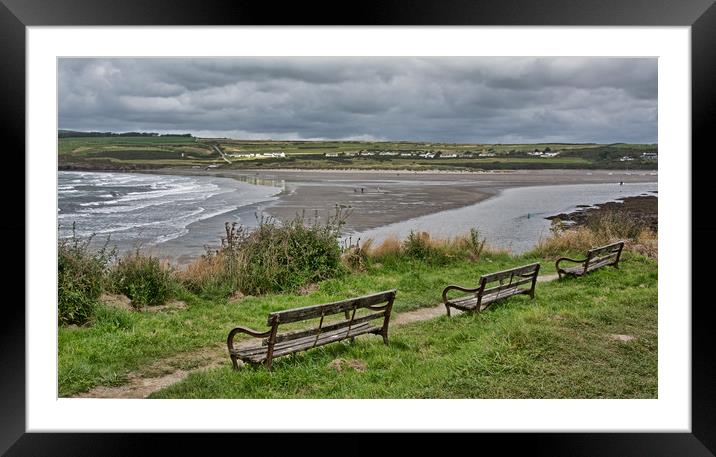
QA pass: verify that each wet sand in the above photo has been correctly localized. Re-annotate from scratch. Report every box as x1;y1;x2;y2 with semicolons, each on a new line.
153;168;657;233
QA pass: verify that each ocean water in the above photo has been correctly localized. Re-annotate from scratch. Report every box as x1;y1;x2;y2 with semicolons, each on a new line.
348;182;658;253
58;171;281;261
58;171;657;262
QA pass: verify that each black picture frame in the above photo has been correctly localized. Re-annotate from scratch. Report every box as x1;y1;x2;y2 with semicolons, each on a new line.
4;0;714;454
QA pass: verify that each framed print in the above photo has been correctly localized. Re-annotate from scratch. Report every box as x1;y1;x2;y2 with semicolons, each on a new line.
4;0;715;454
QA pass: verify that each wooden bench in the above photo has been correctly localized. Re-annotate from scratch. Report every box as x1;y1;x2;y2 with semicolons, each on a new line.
227;289;396;370
555;240;625;279
442;263;540;316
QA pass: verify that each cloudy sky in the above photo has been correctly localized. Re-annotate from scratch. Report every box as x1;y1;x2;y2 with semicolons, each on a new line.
58;57;657;143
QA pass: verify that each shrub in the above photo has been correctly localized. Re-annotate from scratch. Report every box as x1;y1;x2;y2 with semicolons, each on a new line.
181;206;349;296
110;250;175;308
402;230;434;260
57;225;115;326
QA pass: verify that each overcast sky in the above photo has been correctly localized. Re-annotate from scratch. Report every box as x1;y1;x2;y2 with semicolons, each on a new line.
58;57;657;143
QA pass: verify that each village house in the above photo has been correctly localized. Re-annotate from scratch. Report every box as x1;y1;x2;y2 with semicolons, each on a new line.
641;152;658;160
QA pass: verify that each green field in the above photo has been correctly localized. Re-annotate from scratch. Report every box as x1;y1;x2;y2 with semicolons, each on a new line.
58;134;658;171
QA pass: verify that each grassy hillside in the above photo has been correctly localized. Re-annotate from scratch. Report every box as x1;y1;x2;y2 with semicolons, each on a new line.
58;134;658;171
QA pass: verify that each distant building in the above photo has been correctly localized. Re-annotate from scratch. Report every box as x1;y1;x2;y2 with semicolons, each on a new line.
325;152;340;157
441;153;458;158
479;152;497;157
619;156;634;162
641;152;658;160
262;152;286;158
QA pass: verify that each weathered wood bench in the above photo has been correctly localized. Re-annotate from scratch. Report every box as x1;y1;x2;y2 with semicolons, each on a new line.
555;240;625;279
442;263;541;316
227;289;396;370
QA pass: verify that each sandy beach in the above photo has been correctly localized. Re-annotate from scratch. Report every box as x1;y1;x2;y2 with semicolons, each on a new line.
151;168;658;233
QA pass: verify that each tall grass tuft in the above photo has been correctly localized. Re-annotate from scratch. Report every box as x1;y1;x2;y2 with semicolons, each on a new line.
58;224;116;326
461;227;487;262
357;227;494;266
110;249;176;308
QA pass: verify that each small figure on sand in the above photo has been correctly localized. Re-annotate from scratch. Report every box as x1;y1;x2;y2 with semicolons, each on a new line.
619;181;623;186
361;187;364;193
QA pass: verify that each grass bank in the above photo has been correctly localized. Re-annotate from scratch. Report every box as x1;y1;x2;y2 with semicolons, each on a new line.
151;255;657;399
58;250;547;396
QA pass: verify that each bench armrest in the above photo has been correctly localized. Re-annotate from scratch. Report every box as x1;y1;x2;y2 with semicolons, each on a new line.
442;284;481;304
227;326;273;353
555;257;587;270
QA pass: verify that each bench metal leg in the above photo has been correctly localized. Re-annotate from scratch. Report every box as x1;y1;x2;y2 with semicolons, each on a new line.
445;304;451;317
230;354;240;371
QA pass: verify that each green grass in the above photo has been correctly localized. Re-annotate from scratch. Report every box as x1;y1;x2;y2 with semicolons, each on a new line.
58;251;656;398
151;255;656;399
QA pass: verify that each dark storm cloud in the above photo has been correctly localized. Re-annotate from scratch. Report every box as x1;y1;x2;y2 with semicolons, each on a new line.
58;57;657;143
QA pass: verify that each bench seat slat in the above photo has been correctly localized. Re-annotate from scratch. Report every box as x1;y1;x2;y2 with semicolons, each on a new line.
236;321;372;356
562;257;617;276
262;311;386;346
587;257;617;270
234;323;380;363
446;286;528;311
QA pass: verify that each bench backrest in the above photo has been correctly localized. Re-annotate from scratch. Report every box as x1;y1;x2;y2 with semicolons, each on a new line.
478;262;541;296
263;289;397;345
586;240;624;268
269;289;396;324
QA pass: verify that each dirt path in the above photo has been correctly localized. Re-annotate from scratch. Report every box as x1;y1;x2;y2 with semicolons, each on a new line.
74;272;561;399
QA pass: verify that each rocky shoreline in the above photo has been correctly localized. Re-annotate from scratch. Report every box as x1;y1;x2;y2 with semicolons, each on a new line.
546;193;658;232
